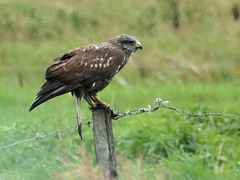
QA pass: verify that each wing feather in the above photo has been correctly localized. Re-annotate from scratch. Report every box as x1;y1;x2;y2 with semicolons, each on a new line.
30;42;125;111
46;44;125;84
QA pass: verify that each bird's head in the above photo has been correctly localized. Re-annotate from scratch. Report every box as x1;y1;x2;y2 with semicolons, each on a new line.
109;34;142;54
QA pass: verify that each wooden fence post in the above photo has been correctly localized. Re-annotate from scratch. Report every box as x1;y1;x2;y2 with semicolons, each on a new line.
92;106;118;180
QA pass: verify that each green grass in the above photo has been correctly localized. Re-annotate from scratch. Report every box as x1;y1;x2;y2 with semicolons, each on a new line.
1;0;240;83
0;0;240;179
1;82;240;179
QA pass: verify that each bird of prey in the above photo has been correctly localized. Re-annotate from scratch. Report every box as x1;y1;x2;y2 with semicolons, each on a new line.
29;34;142;139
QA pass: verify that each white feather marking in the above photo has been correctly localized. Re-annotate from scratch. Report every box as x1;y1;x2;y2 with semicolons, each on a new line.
99;63;102;68
103;64;106;68
95;64;98;68
85;62;87;66
92;82;96;87
116;65;121;73
91;64;93;68
83;48;86;52
107;62;109;67
100;58;104;61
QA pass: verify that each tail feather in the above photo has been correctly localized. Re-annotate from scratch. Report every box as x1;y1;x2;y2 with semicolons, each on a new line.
29;81;80;111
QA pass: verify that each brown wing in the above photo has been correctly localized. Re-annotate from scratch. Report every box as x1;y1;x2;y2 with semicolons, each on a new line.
29;43;125;111
46;43;125;84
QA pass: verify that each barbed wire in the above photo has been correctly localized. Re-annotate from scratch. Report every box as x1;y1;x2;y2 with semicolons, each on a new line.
1;98;240;151
112;98;240;120
0;125;78;151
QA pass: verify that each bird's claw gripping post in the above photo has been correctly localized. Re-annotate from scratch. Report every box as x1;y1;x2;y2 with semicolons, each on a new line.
86;95;123;119
92;101;110;109
90;95;110;109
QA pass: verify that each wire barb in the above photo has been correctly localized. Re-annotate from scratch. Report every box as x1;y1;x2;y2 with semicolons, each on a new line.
1;98;240;151
111;98;240;120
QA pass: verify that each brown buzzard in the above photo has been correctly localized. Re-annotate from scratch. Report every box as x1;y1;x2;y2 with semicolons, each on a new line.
29;34;142;138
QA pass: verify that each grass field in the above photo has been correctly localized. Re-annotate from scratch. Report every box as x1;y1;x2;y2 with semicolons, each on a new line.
0;0;240;179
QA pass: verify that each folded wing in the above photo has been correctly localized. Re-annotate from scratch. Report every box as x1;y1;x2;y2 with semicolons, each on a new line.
29;43;125;111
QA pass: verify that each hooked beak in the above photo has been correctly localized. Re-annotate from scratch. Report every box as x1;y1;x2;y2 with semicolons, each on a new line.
135;41;143;50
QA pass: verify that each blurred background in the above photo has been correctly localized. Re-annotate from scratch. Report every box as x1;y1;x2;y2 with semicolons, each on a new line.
0;0;240;179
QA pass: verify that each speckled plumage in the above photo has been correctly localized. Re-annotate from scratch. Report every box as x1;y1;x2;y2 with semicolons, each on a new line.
29;34;142;139
29;34;142;111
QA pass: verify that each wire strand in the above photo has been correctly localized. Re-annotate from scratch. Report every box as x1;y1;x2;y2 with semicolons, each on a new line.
1;98;239;151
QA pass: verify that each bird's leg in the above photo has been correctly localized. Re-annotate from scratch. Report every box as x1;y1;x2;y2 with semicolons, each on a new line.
85;96;94;106
91;95;109;108
75;96;82;140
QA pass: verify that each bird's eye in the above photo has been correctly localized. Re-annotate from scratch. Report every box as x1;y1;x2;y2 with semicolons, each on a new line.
123;40;135;44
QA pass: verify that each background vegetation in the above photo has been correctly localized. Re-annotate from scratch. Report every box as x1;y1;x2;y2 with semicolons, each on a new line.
0;0;240;179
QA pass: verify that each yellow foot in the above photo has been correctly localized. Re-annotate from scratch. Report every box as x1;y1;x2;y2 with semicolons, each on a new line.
91;95;109;108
